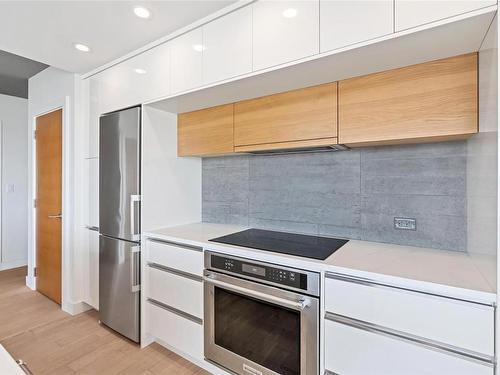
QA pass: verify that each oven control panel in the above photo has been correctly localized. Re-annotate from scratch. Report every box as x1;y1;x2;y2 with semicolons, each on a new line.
210;254;308;290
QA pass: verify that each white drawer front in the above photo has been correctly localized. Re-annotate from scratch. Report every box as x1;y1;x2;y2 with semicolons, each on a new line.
147;265;203;319
325;319;493;375
147;239;203;276
325;274;494;356
147;300;203;360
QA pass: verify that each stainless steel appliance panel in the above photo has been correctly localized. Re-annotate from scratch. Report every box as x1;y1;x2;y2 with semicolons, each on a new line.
99;107;141;241
204;270;319;375
99;234;140;342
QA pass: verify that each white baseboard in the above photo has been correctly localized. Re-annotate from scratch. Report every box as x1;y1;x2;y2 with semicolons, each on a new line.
25;275;35;290
25;275;93;316
26;275;36;290
153;337;228;375
62;300;94;316
141;333;155;349
0;259;27;271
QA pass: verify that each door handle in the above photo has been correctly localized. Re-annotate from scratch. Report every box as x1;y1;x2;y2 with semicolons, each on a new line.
130;246;141;293
48;214;62;219
204;274;310;311
130;195;141;240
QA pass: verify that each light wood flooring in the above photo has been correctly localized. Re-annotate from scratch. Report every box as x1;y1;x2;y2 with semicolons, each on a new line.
0;267;210;375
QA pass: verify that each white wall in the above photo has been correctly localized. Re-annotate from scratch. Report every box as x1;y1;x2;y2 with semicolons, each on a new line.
28;66;89;315
0;94;28;269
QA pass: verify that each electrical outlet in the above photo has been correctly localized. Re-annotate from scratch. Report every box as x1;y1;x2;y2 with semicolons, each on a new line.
394;217;416;231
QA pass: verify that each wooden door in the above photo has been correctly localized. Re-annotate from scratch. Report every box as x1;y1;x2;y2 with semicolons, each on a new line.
36;109;62;304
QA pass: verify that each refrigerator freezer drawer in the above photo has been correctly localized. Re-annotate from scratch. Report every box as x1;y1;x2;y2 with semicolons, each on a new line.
99;235;140;342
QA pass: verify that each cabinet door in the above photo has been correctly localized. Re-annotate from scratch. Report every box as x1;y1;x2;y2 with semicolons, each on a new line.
395;0;496;31
89;158;99;228
119;42;171;103
88;229;99;309
93;42;170;113
339;53;478;146
92;63;133;114
88;78;100;159
325;319;493;375
234;83;337;151
148;266;203;319
253;0;319;71
203;5;252;85
147;301;203;360
147;239;203;276
320;0;393;53
178;104;234;156
325;274;494;356
171;28;203;94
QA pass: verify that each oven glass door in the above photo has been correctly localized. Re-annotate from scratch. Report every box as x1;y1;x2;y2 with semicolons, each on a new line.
214;286;301;375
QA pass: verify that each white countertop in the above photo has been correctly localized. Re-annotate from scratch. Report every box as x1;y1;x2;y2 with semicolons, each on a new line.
144;222;497;305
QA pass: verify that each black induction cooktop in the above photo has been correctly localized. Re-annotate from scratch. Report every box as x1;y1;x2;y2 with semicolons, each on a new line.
209;229;348;260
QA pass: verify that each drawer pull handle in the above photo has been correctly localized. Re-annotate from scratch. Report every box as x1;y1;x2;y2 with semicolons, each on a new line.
147;298;202;325
148;263;202;282
325;312;494;366
147;238;202;252
325;272;495;307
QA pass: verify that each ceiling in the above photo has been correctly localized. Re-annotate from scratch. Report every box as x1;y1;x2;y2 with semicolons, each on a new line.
0;50;48;98
0;1;235;74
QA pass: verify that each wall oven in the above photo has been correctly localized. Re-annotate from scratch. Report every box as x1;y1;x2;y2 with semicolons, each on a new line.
204;251;320;375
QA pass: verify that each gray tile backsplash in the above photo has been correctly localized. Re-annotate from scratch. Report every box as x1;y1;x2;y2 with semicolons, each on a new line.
202;141;467;251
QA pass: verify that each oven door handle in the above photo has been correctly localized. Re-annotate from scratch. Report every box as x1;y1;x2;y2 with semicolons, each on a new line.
204;276;310;311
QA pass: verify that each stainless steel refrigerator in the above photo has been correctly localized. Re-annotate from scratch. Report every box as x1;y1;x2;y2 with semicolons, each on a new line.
99;106;141;343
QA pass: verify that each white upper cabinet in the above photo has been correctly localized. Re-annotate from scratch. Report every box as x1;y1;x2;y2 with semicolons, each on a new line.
395;0;497;31
88;78;100;159
252;0;319;71
121;42;171;103
202;6;253;85
92;41;171;114
320;0;394;53
171;28;203;94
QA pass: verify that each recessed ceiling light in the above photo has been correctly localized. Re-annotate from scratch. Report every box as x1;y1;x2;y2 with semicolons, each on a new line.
134;6;151;19
74;43;90;52
134;68;147;74
192;44;206;52
282;8;298;18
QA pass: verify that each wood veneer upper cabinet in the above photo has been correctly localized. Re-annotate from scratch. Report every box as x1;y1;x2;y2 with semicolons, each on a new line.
339;53;478;146
234;83;338;151
177;104;234;156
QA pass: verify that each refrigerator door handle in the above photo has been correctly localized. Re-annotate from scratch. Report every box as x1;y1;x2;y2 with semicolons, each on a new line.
130;195;141;241
131;245;141;293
